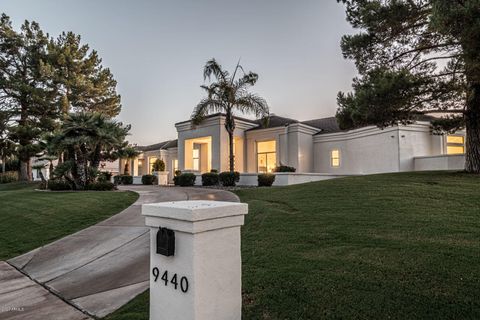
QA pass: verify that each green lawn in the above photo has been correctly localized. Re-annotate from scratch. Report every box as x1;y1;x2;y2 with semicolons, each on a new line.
106;171;480;320
0;182;138;260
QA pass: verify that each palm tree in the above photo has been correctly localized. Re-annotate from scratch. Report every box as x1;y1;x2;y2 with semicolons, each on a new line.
51;112;131;189
192;58;269;172
119;146;140;175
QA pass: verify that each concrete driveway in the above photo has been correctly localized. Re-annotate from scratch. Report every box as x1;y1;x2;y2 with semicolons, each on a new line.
2;186;238;320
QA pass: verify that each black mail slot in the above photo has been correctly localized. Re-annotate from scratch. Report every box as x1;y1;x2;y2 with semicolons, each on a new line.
156;227;175;256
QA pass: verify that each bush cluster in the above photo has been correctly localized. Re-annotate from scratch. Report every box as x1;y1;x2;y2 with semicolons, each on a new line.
142;174;157;185
152;159;166;172
47;179;72;191
258;173;276;187
201;172;219;186
0;171;18;184
177;173;196;187
273;165;296;173
173;170;182;186
98;171;113;182
114;174;133;185
219;171;240;187
85;181;116;191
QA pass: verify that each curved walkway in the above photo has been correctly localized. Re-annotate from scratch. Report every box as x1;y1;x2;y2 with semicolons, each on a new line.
3;186;238;319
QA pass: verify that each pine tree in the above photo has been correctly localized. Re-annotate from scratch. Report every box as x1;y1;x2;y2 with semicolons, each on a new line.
337;0;480;173
50;32;121;117
0;14;59;181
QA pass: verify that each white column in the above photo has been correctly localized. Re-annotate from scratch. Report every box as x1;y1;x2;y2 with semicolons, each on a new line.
142;201;248;320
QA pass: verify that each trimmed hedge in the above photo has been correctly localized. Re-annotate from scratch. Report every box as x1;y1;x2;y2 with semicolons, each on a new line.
219;171;240;187
48;180;72;191
273;165;296;173
202;172;219;186
177;173;196;187
86;181;116;191
258;173;276;187
114;174;133;185
142;174;157;185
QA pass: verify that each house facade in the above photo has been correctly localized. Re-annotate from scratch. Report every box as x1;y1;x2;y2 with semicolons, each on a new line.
120;113;466;184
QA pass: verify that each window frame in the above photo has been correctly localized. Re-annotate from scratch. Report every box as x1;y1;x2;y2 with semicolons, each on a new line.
330;149;340;168
256;140;276;173
446;135;465;155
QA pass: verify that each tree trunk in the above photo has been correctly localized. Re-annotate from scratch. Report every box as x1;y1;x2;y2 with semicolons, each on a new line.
91;144;102;170
19;158;31;181
465;83;480;173
1;155;5;173
228;130;235;172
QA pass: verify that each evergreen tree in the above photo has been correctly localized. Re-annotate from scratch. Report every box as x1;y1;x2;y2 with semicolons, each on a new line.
0;14;59;181
49;32;121;117
337;0;480;173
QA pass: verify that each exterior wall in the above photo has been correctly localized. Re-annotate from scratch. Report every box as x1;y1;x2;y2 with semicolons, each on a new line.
313;126;401;174
312;123;458;175
176;115;257;173
245;124;317;173
398;125;443;171
414;154;465;171
245;127;284;173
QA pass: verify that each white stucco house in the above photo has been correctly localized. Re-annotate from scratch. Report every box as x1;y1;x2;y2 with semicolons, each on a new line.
119;113;466;185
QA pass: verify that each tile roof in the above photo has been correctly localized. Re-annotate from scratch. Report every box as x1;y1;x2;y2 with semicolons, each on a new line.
136;139;178;152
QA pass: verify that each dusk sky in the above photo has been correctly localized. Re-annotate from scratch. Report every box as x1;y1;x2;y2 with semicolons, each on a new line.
2;0;358;145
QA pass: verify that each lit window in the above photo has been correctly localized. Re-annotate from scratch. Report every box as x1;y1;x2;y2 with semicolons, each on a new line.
173;159;178;172
138;159;144;175
331;149;340;167
446;135;465;155
149;157;158;174
257;140;276;173
193;149;200;171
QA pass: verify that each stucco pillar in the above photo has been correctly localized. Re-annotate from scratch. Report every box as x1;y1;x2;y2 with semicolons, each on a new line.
143;201;248;320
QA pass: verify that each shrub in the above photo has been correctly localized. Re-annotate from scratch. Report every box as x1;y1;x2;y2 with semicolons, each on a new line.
273;165;296;173
202;172;219;186
177;173;196;187
258;173;276;187
173;170;182;186
98;171;113;182
0;171;18;184
152;159;165;172
210;169;218;173
142;174;157;185
48;179;72;191
114;174;133;185
4;159;20;172
219;171;240;187
86;181;116;191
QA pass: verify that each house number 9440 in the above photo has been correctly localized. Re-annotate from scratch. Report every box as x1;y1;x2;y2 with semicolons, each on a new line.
152;267;189;293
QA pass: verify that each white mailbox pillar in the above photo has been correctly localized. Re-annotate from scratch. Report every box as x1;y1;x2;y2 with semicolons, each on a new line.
142;200;248;320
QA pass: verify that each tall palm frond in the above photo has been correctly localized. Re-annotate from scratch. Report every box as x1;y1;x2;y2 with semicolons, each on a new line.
192;58;269;171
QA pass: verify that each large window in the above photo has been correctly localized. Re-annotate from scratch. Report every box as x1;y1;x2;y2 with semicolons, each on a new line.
192;149;200;171
446;135;465;155
149;157;158;174
138;159;144;175
257;140;276;173
173;159;178;172
331;149;340;167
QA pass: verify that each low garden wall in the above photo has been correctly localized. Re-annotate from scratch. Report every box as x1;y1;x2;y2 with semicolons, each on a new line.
414;154;465;171
192;172;349;186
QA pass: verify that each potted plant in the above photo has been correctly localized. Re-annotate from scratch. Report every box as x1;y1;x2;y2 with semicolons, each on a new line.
152;159;169;186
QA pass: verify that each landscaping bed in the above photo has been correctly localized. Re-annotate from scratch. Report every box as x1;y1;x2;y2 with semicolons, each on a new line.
106;171;480;320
